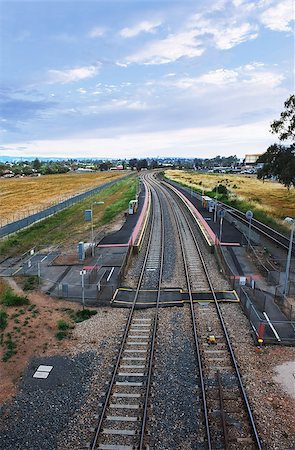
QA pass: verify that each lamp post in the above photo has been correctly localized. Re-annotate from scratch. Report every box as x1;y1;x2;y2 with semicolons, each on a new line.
91;201;104;257
245;210;253;249
214;185;218;223
283;217;295;297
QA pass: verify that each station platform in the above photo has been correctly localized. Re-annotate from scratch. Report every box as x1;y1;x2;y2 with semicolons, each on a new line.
98;184;146;246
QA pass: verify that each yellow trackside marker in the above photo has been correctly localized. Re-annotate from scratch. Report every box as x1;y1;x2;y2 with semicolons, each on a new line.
207;335;217;344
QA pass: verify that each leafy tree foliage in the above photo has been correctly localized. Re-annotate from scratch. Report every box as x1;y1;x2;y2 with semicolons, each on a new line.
129;158;138;170
257;144;295;189
32;158;41;171
270;94;295;141
136;159;148;171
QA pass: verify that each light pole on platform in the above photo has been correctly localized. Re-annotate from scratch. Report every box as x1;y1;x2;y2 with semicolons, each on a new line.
283;217;295;297
91;201;104;257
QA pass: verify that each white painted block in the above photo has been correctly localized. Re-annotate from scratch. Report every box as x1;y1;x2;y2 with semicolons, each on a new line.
38;365;53;373
33;371;49;379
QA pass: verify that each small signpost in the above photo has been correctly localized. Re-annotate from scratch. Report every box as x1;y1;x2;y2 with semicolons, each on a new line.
84;209;92;222
245;210;253;248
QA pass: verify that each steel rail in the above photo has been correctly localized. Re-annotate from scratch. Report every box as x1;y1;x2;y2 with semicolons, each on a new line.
90;181;158;450
139;182;165;450
164;179;263;450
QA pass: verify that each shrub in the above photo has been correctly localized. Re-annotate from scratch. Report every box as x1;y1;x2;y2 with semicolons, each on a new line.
55;331;67;340
0;311;8;330
69;309;97;323
1;289;29;307
57;319;71;330
2;337;16;361
213;184;228;196
23;276;38;291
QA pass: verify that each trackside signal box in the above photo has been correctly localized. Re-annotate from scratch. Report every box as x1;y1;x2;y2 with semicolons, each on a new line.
129;200;138;215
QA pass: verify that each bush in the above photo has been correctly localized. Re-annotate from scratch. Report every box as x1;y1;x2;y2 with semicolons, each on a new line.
0;289;29;307
55;331;68;340
2;337;16;361
69;309;97;323
0;311;8;330
213;184;228;196
23;276;38;291
57;319;71;330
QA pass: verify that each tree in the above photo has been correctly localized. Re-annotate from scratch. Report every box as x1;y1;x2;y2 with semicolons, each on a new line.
270;94;295;141
32;158;41;171
257;144;295;189
136;159;148;171
99;162;108;171
150;159;159;169
129;158;138;171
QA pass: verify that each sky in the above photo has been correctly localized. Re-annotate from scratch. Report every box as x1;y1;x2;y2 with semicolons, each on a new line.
0;0;294;160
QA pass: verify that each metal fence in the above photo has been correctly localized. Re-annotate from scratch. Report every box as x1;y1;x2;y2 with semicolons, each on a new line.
238;286;295;345
0;174;131;239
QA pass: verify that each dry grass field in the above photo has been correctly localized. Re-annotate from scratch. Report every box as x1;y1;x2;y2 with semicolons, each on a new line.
0;171;126;225
165;170;295;229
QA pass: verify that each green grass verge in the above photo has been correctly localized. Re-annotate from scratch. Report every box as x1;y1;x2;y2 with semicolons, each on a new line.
0;175;137;257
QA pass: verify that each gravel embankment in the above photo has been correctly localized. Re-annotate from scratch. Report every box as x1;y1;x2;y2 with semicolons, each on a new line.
220;302;295;450
0;307;128;450
0;352;96;450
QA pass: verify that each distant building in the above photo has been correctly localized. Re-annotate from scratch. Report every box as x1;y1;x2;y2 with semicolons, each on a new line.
110;165;124;170
75;168;95;172
243;153;263;166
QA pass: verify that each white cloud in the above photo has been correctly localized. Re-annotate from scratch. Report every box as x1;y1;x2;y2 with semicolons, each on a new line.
260;0;294;32
126;31;204;65
198;69;239;84
88;27;106;38
47;65;100;84
120;20;162;38
125;8;260;65
168;64;284;90
3;120;275;159
213;22;259;49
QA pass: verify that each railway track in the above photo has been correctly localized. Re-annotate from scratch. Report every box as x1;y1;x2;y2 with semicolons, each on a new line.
89;172;262;449
148;174;262;450
90;184;164;450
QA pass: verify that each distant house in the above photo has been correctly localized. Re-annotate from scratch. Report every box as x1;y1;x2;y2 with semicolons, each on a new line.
2;170;14;178
243;154;263;166
75;168;95;173
110;165;124;170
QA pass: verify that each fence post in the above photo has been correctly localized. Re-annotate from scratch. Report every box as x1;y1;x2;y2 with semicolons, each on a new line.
257;322;265;341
